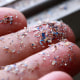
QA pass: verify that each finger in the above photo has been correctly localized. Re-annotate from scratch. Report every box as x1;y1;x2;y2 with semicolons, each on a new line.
0;21;75;66
0;41;80;80
39;71;73;80
0;7;27;36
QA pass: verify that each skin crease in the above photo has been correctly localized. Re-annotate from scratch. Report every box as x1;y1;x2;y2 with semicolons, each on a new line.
0;21;75;66
39;71;73;80
0;8;79;80
0;7;27;36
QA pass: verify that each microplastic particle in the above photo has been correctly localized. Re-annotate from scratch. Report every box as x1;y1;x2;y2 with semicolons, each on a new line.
32;43;34;46
64;63;67;66
54;57;57;60
48;40;52;43
24;64;27;67
69;57;72;61
52;47;56;52
43;57;46;60
42;52;45;55
52;60;56;65
3;46;9;50
10;21;12;24
0;20;3;23
37;26;39;30
42;32;45;40
9;16;13;21
12;49;15;53
16;16;18;18
65;42;70;45
40;41;43;45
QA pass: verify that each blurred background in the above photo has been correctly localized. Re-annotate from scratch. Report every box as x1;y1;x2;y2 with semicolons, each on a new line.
0;0;80;79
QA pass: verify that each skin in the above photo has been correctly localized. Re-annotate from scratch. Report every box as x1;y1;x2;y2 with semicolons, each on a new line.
0;7;27;36
0;20;75;66
0;40;80;80
0;7;80;80
39;71;73;80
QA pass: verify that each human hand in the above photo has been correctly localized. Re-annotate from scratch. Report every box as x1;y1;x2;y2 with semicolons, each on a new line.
0;7;80;80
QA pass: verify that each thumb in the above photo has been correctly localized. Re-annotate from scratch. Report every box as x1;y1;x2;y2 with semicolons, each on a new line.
39;71;73;80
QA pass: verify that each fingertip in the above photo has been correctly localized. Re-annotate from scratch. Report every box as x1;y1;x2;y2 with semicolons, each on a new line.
0;7;27;36
39;71;73;80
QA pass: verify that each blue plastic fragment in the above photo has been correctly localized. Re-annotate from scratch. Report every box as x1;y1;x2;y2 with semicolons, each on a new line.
40;40;43;45
42;33;45;40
